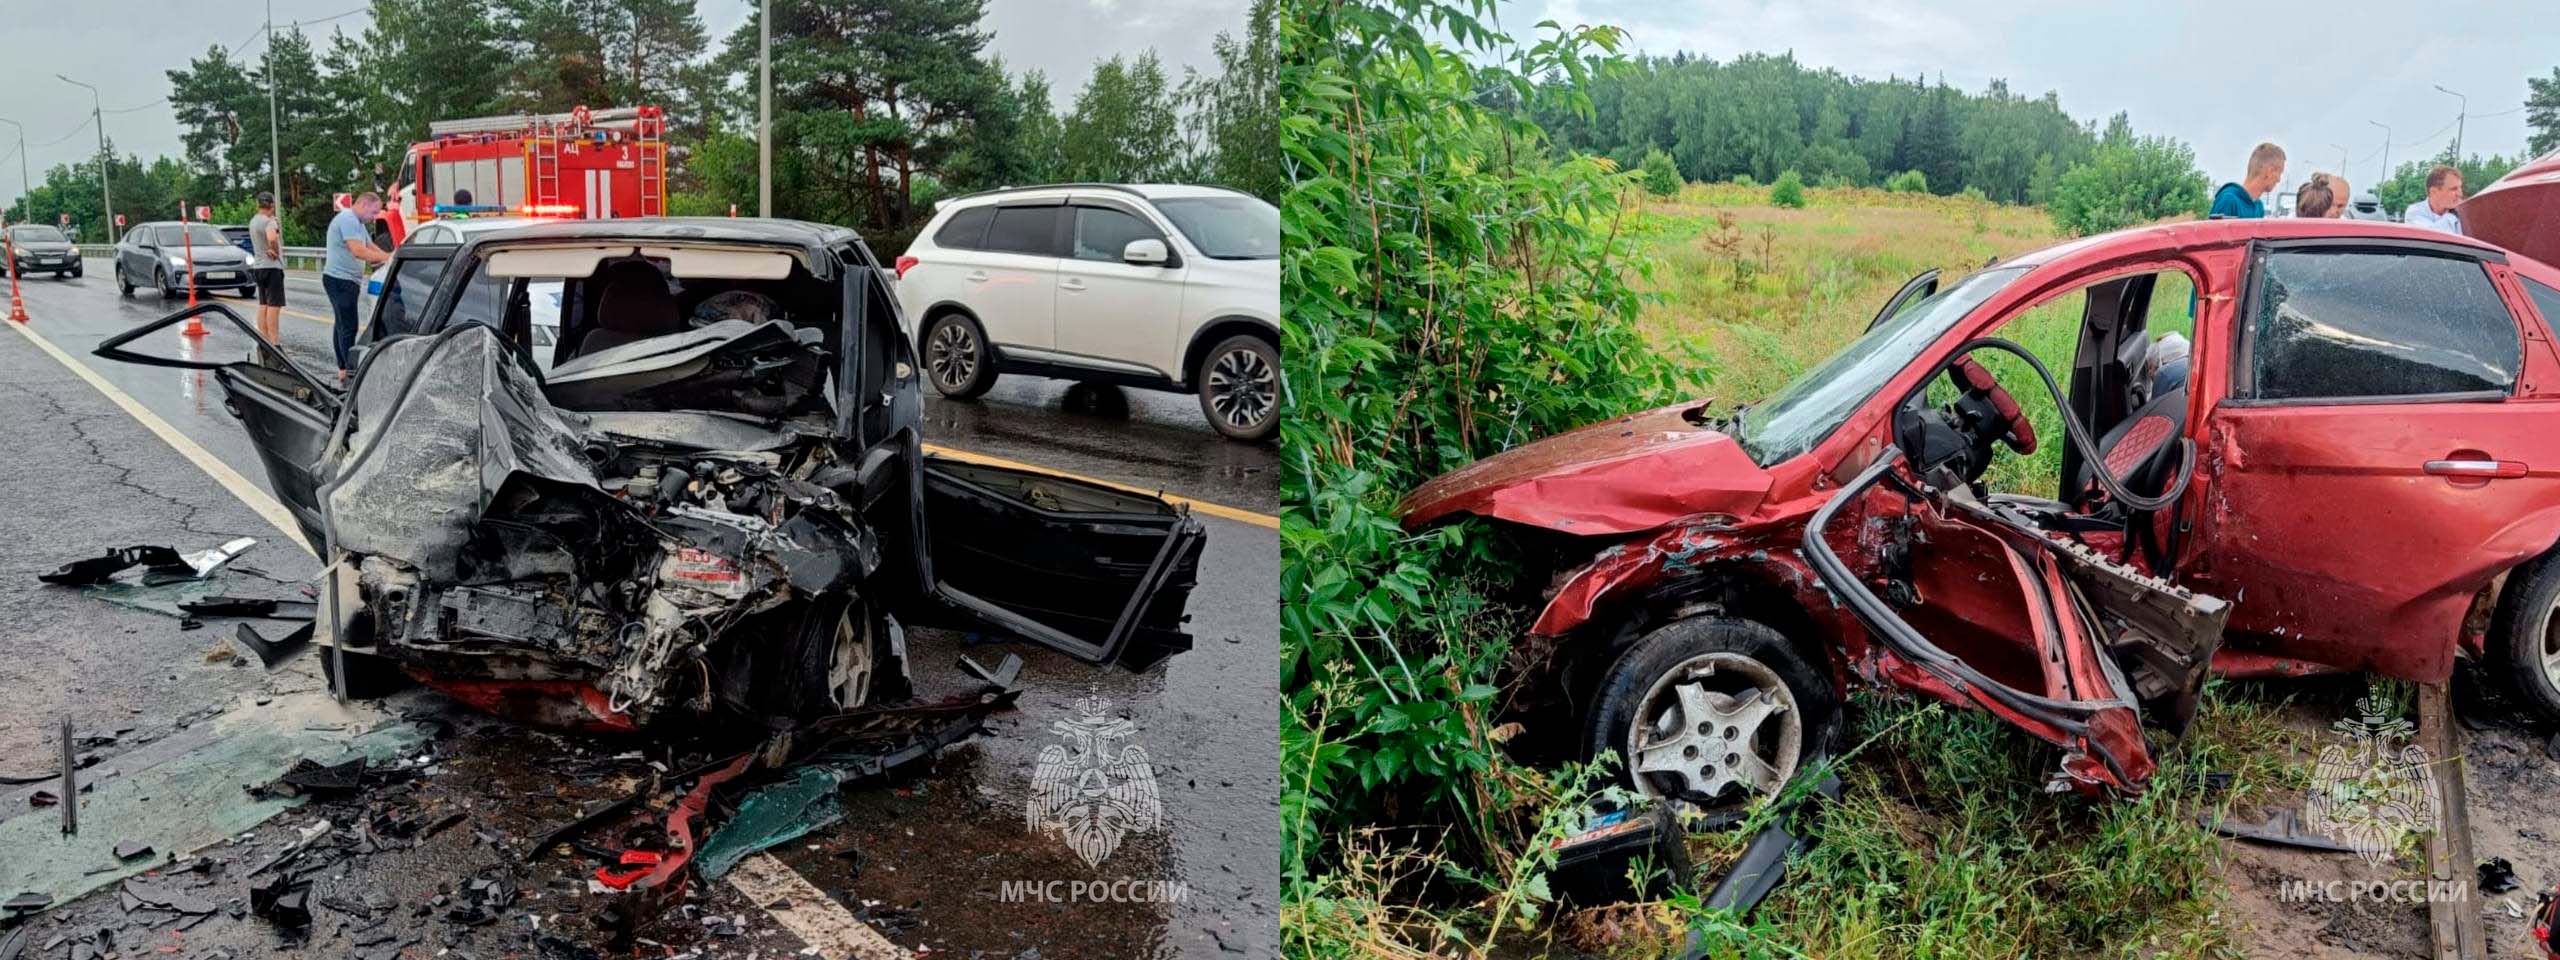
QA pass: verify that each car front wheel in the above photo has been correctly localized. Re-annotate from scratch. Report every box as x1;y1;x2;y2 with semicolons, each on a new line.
2489;557;2560;723
1197;334;1279;442
922;313;997;399
117;264;133;298
1585;616;1835;816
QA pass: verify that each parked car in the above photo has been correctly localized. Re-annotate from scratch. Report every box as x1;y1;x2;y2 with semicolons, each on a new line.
1401;217;2560;809
97;217;1207;730
219;224;254;256
4;223;82;279
2343;191;2393;221
894;183;1282;441
357;216;569;371
114;221;256;299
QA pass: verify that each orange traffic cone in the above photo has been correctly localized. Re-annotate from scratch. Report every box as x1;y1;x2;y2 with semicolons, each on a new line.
3;237;26;323
181;312;206;336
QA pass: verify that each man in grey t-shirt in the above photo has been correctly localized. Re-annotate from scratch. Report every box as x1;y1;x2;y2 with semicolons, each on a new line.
247;193;286;343
322;193;391;382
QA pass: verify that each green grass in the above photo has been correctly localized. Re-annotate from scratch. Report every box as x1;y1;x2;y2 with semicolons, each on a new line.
1673;682;2305;960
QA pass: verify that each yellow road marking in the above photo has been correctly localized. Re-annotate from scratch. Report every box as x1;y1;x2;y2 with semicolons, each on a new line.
923;442;1279;529
4;317;315;555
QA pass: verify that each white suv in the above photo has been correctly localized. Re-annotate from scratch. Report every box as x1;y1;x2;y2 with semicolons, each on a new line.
894;184;1280;441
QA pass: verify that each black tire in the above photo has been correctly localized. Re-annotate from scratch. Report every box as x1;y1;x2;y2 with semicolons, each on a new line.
155;266;174;299
1196;333;1280;442
1584;616;1836;812
2489;557;2560;723
750;594;906;722
117;265;133;298
921;312;997;399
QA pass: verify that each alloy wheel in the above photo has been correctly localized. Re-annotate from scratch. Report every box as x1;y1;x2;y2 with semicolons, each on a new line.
1207;345;1277;431
1625;651;1802;804
927;321;978;391
826;604;875;710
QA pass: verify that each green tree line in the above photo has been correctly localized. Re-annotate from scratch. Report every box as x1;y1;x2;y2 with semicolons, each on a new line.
5;0;1279;251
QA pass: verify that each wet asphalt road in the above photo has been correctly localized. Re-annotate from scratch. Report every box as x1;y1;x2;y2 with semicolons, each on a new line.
0;262;1279;958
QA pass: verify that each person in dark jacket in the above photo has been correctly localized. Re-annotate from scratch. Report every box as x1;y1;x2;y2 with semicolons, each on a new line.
2210;142;2285;219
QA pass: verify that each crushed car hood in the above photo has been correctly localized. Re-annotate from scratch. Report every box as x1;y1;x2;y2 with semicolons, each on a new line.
2461;150;2560;268
1399;400;1773;536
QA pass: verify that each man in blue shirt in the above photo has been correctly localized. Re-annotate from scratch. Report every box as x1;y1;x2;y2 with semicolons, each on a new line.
323;192;392;383
2210;142;2286;219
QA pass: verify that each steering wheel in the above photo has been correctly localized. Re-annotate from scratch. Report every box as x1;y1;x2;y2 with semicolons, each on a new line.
1946;356;2037;455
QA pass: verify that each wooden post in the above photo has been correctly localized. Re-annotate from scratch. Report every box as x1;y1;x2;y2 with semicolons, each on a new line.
2417;681;2484;960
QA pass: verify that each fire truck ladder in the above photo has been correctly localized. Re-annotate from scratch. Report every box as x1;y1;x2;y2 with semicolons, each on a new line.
636;108;665;217
531;117;563;212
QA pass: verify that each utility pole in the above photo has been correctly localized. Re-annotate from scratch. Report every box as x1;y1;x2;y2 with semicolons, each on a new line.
2434;84;2467;162
58;75;110;243
2368;120;2392;186
267;2;283;210
2329;143;2349;175
757;0;772;218
0;118;27;220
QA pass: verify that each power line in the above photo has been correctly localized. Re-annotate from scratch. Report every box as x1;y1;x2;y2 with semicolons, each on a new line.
30;114;96;148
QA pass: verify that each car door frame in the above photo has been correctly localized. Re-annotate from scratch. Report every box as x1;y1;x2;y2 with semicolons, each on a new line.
2187;235;2560;682
1053;195;1189;380
971;198;1068;359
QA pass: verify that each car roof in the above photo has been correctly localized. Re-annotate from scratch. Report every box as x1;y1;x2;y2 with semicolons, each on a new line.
938;182;1258;207
2000;216;2503;274
450;217;869;276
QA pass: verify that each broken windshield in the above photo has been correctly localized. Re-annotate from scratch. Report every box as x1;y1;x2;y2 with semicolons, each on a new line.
1733;266;2026;465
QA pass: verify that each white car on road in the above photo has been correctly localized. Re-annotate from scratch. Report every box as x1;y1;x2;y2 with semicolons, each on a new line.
893;184;1281;441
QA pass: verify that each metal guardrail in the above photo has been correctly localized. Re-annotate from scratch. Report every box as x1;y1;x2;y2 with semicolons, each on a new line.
76;243;332;272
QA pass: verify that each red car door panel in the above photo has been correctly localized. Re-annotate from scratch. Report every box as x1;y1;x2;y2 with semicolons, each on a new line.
2197;402;2558;681
2188;242;2560;683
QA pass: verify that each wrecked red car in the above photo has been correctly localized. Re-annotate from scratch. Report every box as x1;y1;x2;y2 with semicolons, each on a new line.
99;218;1204;730
1404;218;2560;802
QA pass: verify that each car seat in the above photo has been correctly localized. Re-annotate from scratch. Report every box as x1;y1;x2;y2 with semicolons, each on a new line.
575;261;684;356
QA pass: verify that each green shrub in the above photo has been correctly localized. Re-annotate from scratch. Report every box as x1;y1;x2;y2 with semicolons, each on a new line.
1886;169;1929;193
1281;2;1686;950
2048;135;2208;235
1769;169;1807;208
1639;148;1682;197
1730;173;1756;187
1958;185;1988;204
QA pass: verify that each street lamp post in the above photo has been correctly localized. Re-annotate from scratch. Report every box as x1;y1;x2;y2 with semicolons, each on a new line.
2434;84;2466;163
267;1;284;211
2329;143;2349;175
2368;120;2392;187
57;75;111;243
758;0;772;218
0;118;27;221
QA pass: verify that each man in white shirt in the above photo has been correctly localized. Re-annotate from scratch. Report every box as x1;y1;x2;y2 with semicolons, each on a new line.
2402;165;2464;234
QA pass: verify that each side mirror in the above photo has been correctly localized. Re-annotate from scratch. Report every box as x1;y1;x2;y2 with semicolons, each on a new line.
1122;238;1169;266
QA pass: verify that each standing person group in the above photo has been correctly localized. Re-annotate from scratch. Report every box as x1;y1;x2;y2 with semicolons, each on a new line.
323;193;392;385
2213;141;2467;235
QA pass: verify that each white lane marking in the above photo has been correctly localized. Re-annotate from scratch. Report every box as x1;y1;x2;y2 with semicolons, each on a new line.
727;853;913;959
4;316;315;555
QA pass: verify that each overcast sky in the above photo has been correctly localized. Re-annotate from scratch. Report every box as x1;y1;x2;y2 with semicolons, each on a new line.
1528;0;2549;193
0;0;1248;211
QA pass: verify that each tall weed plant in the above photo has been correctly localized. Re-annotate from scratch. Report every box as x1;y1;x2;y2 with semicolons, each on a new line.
1280;0;1690;949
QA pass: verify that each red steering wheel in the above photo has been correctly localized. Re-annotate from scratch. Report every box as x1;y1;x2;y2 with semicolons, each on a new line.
1947;356;2037;455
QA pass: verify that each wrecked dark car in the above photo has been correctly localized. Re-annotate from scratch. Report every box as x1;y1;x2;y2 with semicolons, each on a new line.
101;218;1204;730
1403;218;2560;804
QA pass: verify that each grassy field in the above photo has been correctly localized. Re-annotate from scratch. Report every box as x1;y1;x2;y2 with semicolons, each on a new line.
1631;182;2194;496
1598;183;2318;959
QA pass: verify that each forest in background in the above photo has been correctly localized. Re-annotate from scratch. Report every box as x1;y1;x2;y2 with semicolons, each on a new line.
1;0;1279;252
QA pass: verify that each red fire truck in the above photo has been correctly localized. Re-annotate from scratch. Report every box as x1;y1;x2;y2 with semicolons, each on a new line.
381;104;667;244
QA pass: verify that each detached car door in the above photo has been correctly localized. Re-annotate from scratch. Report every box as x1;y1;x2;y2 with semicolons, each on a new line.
2189;240;2551;683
